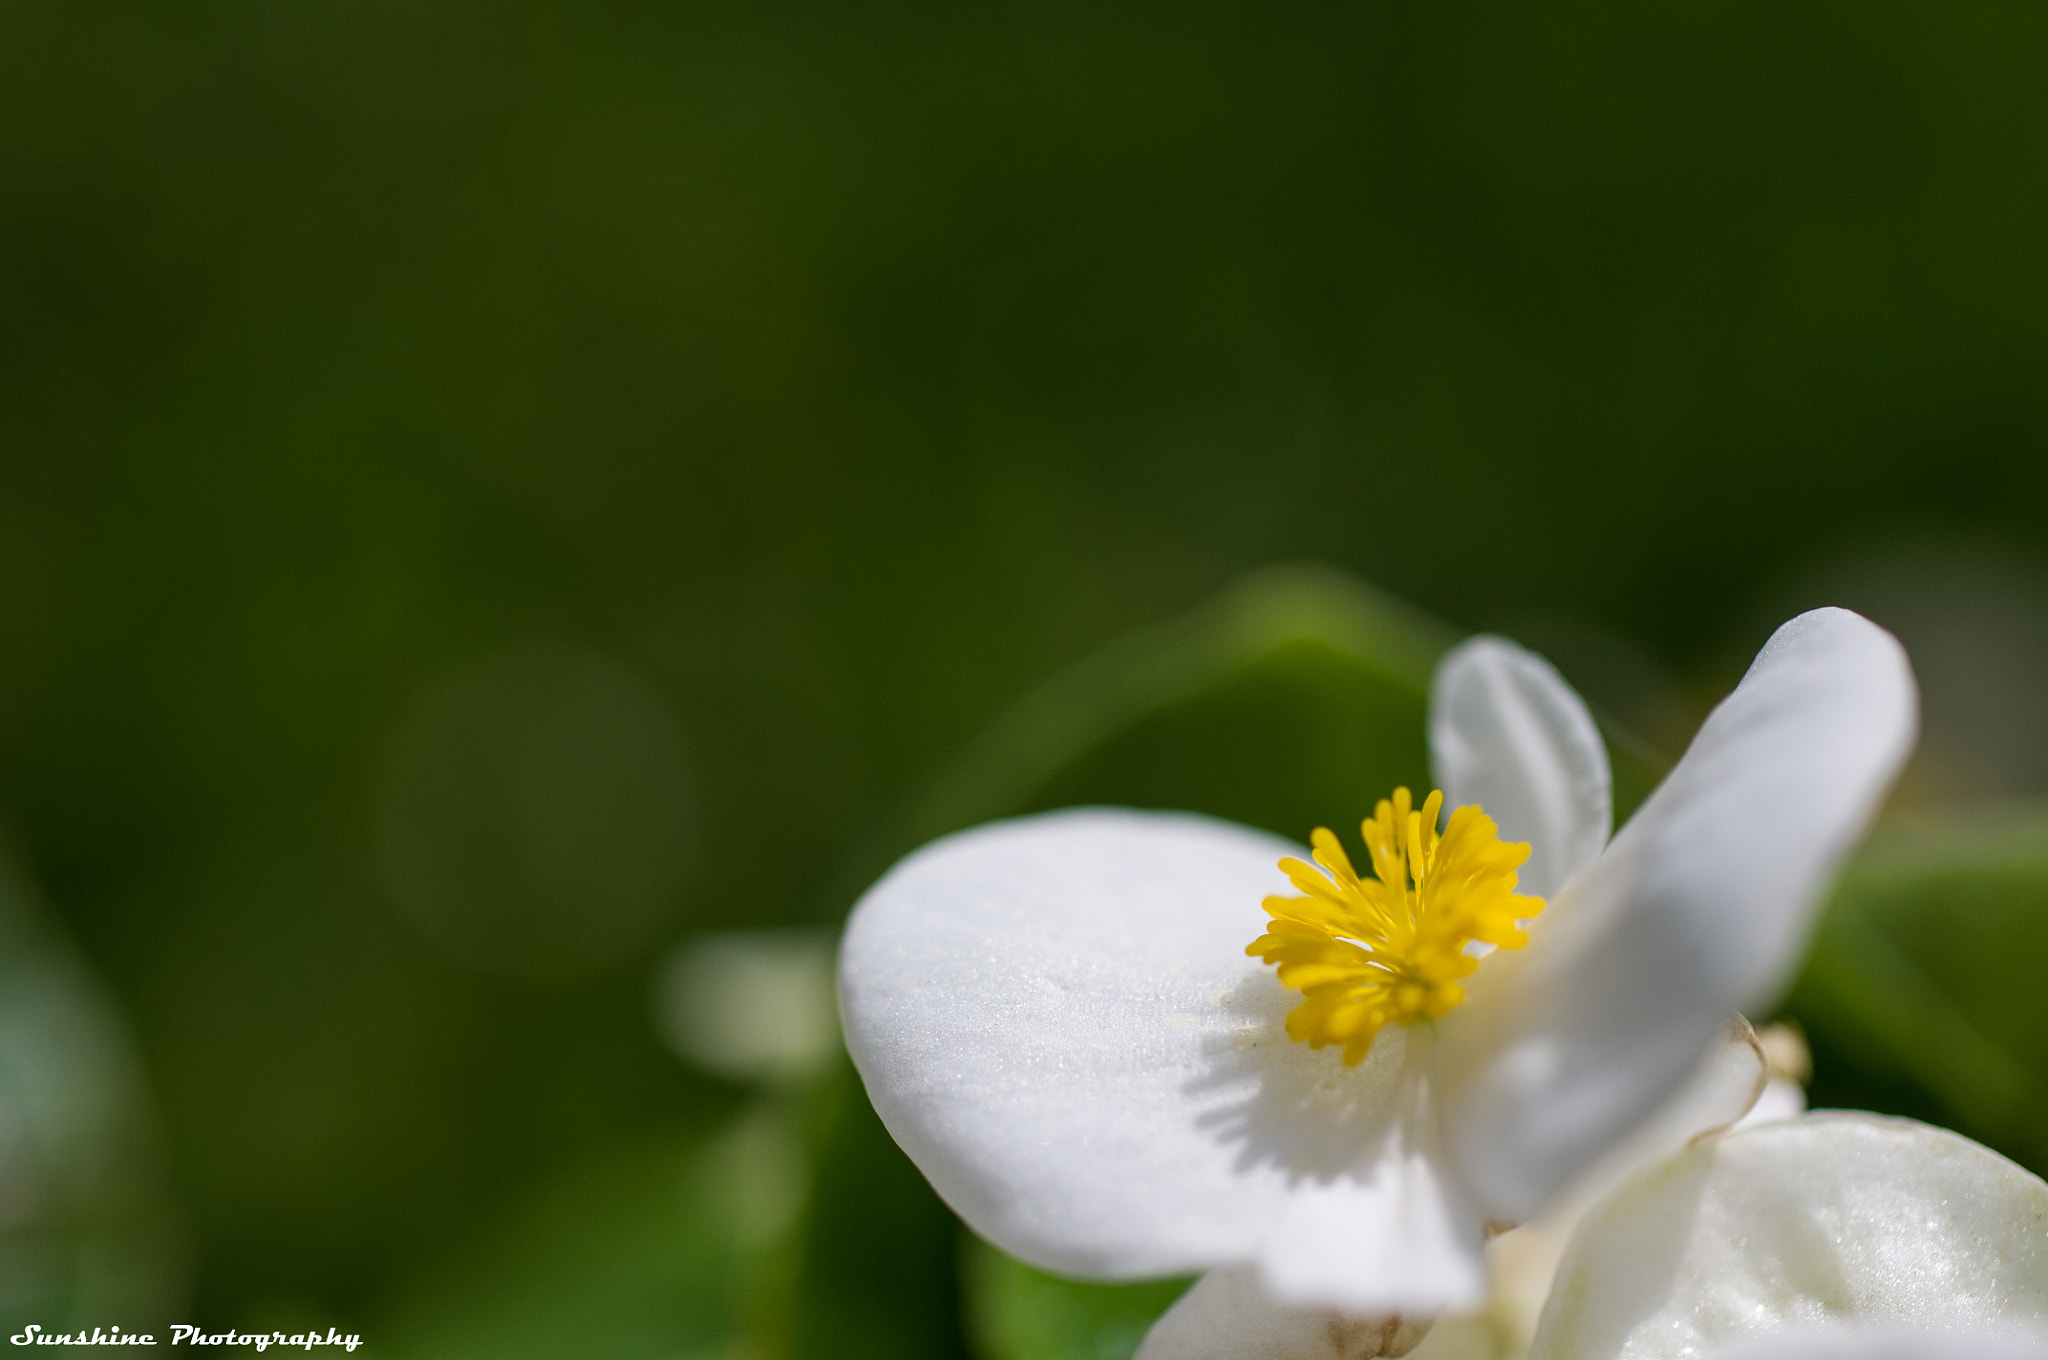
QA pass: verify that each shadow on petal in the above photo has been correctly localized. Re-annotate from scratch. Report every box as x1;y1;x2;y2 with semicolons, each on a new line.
1183;975;1416;1182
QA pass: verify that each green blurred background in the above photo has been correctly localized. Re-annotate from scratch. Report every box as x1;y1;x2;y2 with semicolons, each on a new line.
3;0;2048;1353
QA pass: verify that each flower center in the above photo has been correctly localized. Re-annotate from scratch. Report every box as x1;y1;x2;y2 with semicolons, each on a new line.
1246;787;1544;1064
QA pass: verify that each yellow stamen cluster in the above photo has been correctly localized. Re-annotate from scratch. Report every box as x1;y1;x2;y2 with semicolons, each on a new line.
1247;788;1543;1064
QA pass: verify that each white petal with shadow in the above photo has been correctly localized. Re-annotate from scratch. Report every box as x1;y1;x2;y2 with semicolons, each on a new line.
1438;609;1917;1223
1529;1114;2048;1360
1258;1026;1484;1311
840;808;1479;1302
1430;635;1611;899
1476;1021;1770;1358
1572;1015;1769;1190
1137;1266;1433;1360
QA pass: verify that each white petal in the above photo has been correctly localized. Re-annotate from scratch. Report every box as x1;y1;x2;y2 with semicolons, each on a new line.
1430;636;1612;899
838;809;1483;1307
1135;1267;1433;1360
1528;1113;2048;1360
1259;1032;1485;1311
1702;1326;2048;1360
1482;1022;1770;1357
1568;1016;1769;1193
1438;609;1917;1223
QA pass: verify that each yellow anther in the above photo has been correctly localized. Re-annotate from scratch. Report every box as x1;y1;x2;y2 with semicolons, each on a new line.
1246;788;1543;1064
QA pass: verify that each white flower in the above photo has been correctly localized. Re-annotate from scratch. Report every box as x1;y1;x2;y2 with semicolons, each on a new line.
838;608;1916;1319
1143;1111;2048;1360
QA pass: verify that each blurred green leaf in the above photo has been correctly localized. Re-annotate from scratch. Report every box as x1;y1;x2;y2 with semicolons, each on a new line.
960;1237;1190;1360
789;1068;972;1360
378;1106;798;1360
1788;805;2048;1174
0;842;184;1334
891;562;1667;860
895;563;1454;853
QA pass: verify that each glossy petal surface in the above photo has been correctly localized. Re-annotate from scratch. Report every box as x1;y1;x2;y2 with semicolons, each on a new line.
1530;1114;2048;1360
1704;1328;2048;1360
